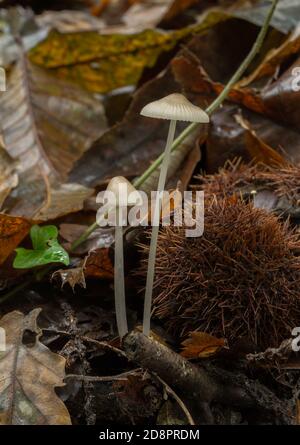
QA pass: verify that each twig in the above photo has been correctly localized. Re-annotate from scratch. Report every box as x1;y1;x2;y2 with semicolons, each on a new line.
43;328;127;358
123;331;291;423
81;335;127;358
65;369;141;383
123;331;252;407
154;373;195;425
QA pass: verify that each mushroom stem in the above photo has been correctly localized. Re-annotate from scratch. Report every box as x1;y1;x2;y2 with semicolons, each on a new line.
143;119;177;336
114;205;128;338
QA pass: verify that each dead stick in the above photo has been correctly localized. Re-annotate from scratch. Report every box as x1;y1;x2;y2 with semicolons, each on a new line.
123;331;254;408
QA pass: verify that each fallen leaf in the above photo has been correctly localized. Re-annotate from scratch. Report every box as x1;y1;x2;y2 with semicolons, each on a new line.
0;47;106;218
1;54;107;182
181;332;226;359
0;7;46;68
0;309;71;425
3;170;49;219
234;114;288;167
69;64;207;189
0;214;31;266
29;10;227;93
123;0;199;28
0;143;18;210
236;25;300;88
59;223;114;255
84;248;114;280
234;0;300;34
52;266;86;290
34;183;94;221
171;34;300;170
36;9;106;33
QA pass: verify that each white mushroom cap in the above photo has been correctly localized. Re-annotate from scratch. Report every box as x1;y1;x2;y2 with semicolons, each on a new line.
106;176;141;207
140;93;209;123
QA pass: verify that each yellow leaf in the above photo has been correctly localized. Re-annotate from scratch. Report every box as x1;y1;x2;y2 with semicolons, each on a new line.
29;11;227;93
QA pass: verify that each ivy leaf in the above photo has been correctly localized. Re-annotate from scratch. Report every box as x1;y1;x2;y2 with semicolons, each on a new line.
13;225;69;269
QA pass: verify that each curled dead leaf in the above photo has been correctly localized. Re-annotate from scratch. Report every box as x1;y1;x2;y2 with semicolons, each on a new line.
34;183;94;221
0;214;31;265
0;144;18;211
0;309;71;425
84;248;114;280
234;114;289;167
52;266;86;290
181;331;226;359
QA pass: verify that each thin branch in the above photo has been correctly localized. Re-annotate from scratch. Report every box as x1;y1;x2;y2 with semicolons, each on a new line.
42;328;127;358
154;373;195;426
65;369;141;383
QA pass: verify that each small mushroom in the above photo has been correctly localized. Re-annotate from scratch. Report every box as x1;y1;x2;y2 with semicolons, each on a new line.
106;176;141;338
140;93;209;336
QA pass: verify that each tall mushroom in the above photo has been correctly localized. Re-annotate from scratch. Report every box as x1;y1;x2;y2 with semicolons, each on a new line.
140;93;209;336
106;176;141;338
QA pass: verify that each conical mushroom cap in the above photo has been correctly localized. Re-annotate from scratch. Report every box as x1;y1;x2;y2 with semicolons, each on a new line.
140;93;209;123
106;176;141;206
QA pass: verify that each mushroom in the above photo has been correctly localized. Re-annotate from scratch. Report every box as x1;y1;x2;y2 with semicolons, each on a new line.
106;176;141;338
140;93;209;336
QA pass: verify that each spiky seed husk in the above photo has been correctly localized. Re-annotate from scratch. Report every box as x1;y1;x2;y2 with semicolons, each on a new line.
196;159;300;204
140;197;300;348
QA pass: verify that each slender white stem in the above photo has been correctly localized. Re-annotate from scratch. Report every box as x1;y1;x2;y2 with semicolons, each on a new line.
114;206;128;338
143;120;177;336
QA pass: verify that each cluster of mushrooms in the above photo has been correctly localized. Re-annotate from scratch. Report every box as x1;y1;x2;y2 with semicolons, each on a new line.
103;93;209;338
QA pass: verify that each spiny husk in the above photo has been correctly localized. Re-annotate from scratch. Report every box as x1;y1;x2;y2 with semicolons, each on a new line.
196;159;300;205
140;197;300;348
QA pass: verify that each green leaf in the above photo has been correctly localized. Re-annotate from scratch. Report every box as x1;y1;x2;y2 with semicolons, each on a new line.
13;225;69;269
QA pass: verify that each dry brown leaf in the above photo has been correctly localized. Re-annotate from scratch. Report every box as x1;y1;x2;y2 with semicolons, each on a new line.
234;114;289;167
123;0;198;28
172;48;300;169
52;266;86;290
1;56;106;182
34;183;94;221
0;144;18;211
181;332;226;359
236;25;300;88
59;224;114;255
1;50;106;218
69;64;207;189
0;214;31;265
84;248;114;280
0;309;71;425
